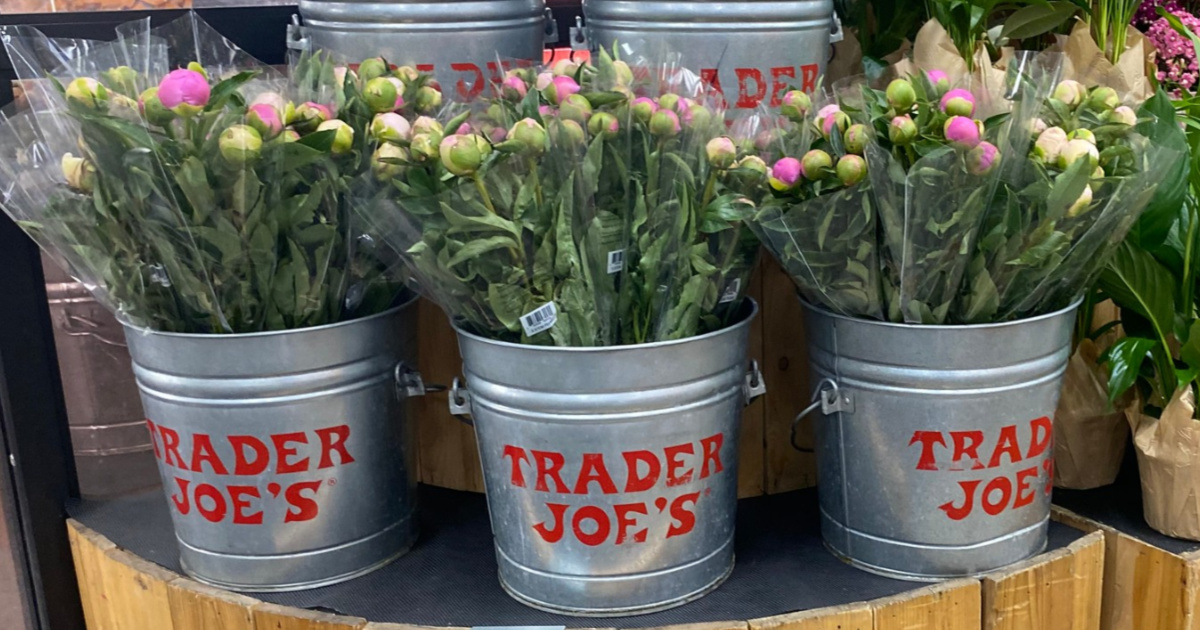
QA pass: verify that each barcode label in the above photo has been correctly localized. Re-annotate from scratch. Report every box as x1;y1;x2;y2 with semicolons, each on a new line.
520;302;558;336
719;278;742;304
607;249;625;274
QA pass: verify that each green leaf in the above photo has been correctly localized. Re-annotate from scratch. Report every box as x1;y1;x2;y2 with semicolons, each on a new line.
1182;319;1200;369
205;71;259;111
445;235;519;267
1130;89;1190;249
1000;2;1078;41
1102;336;1156;403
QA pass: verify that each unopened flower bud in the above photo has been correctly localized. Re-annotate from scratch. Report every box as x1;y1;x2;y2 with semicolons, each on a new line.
966;141;1000;175
800;150;833;181
157;69;209;117
372;142;408;181
686;104;713;130
317;119;355;155
944;116;981;148
706;137;737;169
769;156;802;190
101;66;138;96
510;118;549;155
65;77;109;112
1057;139;1100;170
658;93;681;112
1052;80;1087;109
735;155;769;183
333;66;354;86
1108;106;1137;127
588;112;620;139
392;65;418;82
886;79;917;113
61;153;94;192
554;119;586;146
371;112;411;142
889;115;918;145
186;62;208;79
411;134;440;161
1068;128;1096;145
535;72;554;91
1067;185;1093;217
780;90;812;122
552;58;578;77
412;116;444;141
613;60;634;86
939;88;976;117
358;57;388;82
502;76;528;101
292;102;332;134
280;128;301;143
559;93;593;123
415;86;442;114
138;87;174;126
363;77;399;113
1033;127;1068;163
649;110;682;137
544;75;580;105
1087;86;1120;111
927;69;950;93
836;154;867;186
247;103;284;140
440;134;491;176
219;124;263;166
632;97;658;123
822;109;850;140
843;124;868;155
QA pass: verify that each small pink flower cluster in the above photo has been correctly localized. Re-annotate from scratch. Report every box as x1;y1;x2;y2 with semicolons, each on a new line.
1135;0;1185;28
1147;10;1200;93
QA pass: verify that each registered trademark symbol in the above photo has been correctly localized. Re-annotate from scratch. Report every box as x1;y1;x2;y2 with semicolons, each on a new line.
327;478;337;487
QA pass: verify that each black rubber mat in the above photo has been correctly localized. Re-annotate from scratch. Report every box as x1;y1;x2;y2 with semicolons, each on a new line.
69;485;1083;626
1055;447;1200;555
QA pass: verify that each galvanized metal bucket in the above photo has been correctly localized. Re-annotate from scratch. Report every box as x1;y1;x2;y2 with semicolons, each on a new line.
450;300;764;616
42;257;159;499
578;0;839;113
289;0;555;100
123;296;425;592
797;299;1078;581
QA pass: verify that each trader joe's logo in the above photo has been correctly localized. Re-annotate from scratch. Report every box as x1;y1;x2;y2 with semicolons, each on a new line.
502;433;727;546
145;420;355;525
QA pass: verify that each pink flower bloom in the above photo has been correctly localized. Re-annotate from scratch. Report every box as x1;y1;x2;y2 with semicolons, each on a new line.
939;88;976;116
247;103;283;139
944;116;981;148
538;104;555;117
967;142;1000;175
545;75;580;105
927;69;950;91
770;157;802;190
502;76;527;100
456;122;472;135
157;68;210;114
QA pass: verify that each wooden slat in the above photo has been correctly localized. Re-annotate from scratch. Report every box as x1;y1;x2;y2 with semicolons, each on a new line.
167;576;258;630
98;547;178;630
980;531;1104;630
67;519;117;630
738;261;767;498
252;603;368;630
872;579;981;630
749;603;874;630
1108;532;1194;630
414;298;484;492
651;622;750;630
760;258;817;493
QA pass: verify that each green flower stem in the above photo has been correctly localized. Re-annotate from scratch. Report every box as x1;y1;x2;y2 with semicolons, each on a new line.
701;170;718;211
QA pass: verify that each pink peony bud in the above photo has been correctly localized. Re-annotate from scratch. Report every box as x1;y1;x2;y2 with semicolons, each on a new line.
780;90;812;122
456;122;472;135
939;89;976;117
65;78;109;112
250;92;287;117
535;72;554;91
943;116;981;148
247;103;283;140
588;112;620;139
488;126;508;143
559;93;593;123
372;142;408;181
927;70;950;93
61;153;95;192
440;134;492;175
138;87;174;126
649;109;681;137
800;150;833;181
317;119;355;155
552;58;579;77
1057;139;1100;170
1033;127;1068;163
538;104;555;117
1108;106;1137;127
414;85;441;114
1052;80;1087;109
822;110;850;139
510;118;549;156
1030;118;1048;135
966;141;1000;175
889;115;918;145
333;66;353;86
632;97;658;123
218;124;262;165
371;112;411;142
886;79;917;113
1067;185;1093;217
836;154;867;186
706;137;737;169
412;116;444;140
769;157;803;190
555;119;586;146
292;102;333;134
735;155;769;182
658;93;681;112
843;124;869;155
157;68;210;116
1068;128;1096;145
363;77;399;113
1087;86;1119;111
815;103;841;129
502;76;528;101
544;75;580;105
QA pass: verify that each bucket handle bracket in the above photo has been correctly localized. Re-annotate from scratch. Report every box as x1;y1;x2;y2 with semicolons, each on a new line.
569;16;588;51
743;360;766;404
791;378;851;452
287;14;310;53
395;362;438;399
544;7;560;44
448;377;472;424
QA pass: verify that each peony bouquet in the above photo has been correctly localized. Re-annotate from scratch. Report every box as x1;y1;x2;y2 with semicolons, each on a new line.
0;14;415;334
354;48;761;347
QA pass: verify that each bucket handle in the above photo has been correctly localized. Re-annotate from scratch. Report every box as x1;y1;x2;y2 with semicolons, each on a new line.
790;378;852;452
395;362;440;400
743;360;766;405
447;377;473;425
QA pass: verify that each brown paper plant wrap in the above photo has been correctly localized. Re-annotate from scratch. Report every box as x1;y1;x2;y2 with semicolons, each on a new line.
1129;388;1200;541
1061;21;1155;103
1054;338;1130;489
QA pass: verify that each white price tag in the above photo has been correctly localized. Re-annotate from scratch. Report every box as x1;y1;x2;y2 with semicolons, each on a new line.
520;302;557;336
719;278;742;304
606;249;625;274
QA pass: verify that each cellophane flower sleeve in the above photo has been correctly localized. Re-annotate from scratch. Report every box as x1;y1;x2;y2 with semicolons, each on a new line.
740;93;884;320
619;53;760;344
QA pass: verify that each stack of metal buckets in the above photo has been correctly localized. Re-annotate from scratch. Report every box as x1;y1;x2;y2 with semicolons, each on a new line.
69;0;1076;617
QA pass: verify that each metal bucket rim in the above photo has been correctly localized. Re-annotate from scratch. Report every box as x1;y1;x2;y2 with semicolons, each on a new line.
452;298;758;353
119;291;419;340
798;296;1083;332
